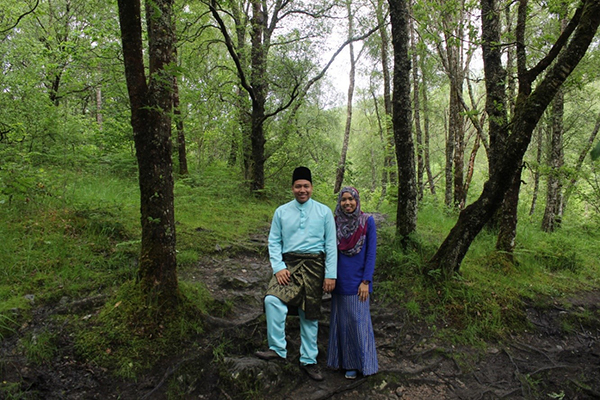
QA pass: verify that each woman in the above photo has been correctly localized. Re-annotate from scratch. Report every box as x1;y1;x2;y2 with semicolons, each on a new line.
327;186;378;379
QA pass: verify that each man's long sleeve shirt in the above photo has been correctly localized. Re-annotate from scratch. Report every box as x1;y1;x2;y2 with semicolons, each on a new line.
268;198;337;279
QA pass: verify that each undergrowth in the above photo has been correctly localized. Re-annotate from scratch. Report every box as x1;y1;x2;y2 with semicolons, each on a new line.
74;280;210;378
375;201;600;346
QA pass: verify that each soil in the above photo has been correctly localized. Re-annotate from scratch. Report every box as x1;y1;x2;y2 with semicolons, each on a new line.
2;239;600;399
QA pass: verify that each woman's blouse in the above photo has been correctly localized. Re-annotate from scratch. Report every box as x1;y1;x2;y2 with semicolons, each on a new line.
332;216;376;295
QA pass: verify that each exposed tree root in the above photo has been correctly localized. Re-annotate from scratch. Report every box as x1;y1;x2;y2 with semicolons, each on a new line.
568;378;600;398
312;378;367;400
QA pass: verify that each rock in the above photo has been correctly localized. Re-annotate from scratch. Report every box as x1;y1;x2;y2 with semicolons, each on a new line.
220;276;251;289
222;356;284;392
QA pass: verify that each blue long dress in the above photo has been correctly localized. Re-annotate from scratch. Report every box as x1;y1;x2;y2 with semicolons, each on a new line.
327;216;378;376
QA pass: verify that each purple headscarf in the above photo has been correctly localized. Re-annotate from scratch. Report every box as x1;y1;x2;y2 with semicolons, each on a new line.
335;187;369;256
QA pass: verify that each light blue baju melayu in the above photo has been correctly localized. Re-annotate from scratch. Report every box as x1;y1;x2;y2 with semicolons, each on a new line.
265;198;336;365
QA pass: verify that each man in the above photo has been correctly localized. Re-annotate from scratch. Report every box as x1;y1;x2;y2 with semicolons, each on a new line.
255;166;337;381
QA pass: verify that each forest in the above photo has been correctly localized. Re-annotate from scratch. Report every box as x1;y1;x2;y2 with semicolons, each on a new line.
1;0;600;398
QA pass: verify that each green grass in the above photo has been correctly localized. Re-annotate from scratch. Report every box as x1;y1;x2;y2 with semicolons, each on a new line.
0;164;274;302
0;313;18;339
19;329;57;364
376;200;600;345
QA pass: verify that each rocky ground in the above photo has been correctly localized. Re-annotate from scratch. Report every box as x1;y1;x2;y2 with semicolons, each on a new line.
2;248;600;399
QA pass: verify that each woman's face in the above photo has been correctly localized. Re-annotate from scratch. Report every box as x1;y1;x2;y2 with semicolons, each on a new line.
340;192;357;214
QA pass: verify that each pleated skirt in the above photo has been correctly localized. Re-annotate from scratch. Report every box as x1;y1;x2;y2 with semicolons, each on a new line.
327;294;378;376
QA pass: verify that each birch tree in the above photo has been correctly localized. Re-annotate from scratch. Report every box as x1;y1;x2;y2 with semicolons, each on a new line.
334;0;359;193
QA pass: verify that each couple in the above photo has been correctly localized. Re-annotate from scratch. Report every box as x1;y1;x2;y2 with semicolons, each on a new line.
255;166;378;381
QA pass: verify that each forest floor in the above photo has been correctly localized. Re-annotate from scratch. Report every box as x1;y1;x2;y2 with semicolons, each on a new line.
2;243;600;399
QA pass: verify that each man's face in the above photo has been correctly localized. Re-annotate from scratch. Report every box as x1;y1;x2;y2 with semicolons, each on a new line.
292;179;313;204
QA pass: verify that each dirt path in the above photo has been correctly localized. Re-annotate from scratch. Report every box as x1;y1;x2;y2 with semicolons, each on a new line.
2;250;600;399
182;252;600;400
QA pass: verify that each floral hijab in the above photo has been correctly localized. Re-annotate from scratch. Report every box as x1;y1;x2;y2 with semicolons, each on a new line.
335;186;369;256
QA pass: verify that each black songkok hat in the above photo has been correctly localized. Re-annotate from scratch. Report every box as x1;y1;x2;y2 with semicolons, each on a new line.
292;166;312;184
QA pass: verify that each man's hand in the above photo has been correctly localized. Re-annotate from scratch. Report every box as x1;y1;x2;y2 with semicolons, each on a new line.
275;269;291;285
323;278;336;293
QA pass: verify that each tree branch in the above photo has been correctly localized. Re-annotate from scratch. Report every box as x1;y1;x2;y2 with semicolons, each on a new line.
0;0;40;35
303;25;380;95
263;82;301;120
524;4;584;83
208;0;255;102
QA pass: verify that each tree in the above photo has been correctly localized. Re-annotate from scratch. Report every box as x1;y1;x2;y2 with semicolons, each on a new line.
438;0;471;209
495;0;523;256
172;5;241;169
334;0;360;193
388;0;417;241
226;0;251;172
208;0;378;193
117;0;179;306
0;0;126;159
541;91;565;232
495;163;524;258
173;20;189;176
418;41;437;196
0;0;40;36
409;0;424;200
563;111;600;205
529;124;544;215
541;13;569;233
427;0;600;278
416;0;476;209
207;0;311;192
374;0;396;196
19;0;106;109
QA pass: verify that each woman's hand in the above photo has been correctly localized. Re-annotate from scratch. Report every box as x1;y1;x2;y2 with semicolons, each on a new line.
358;282;369;302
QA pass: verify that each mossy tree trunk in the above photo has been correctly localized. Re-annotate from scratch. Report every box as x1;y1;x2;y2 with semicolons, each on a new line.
389;0;418;242
117;0;179;308
496;163;524;258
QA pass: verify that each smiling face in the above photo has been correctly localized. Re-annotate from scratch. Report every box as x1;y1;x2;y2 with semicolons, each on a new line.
292;179;313;204
340;191;357;214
